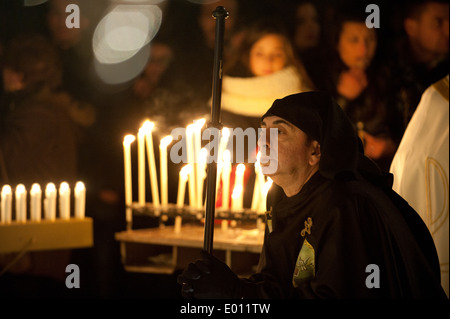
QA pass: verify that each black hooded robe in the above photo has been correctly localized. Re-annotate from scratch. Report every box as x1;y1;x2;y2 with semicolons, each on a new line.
243;160;445;298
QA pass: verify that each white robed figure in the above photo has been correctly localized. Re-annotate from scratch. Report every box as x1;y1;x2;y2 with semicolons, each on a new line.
390;75;449;297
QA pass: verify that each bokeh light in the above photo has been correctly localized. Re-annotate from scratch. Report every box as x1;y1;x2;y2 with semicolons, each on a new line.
92;3;162;84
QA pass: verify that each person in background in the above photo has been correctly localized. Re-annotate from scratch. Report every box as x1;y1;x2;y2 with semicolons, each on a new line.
160;0;241;108
0;33;78;296
0;34;78;188
390;75;449;297
46;0;104;110
285;0;329;91
131;40;174;102
325;5;404;171
392;0;449;127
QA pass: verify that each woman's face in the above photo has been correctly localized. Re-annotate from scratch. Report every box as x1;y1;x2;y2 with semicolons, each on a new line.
294;3;321;51
249;34;288;76
337;21;377;70
2;68;25;92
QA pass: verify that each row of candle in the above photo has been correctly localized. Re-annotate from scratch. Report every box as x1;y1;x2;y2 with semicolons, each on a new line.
123;119;273;217
0;181;86;224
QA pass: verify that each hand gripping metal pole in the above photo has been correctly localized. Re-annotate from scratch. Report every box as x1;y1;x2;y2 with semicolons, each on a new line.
203;6;229;254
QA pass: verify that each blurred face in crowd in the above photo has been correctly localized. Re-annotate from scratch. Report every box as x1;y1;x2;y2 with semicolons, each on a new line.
249;34;288;76
132;42;173;99
294;2;321;51
47;0;89;49
337;21;377;70
198;0;238;49
260;116;320;197
405;2;449;61
2;68;24;92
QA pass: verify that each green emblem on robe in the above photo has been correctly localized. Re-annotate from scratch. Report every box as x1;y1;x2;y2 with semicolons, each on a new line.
292;238;315;287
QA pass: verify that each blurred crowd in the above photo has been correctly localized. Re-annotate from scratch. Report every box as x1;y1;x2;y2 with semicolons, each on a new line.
0;0;448;298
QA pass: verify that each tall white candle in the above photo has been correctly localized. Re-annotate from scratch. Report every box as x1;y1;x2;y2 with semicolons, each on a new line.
251;152;263;211
186;123;197;208
176;165;191;208
231;184;243;212
137;126;146;206
194;119;206;209
218;127;230;165
123;134;135;223
231;163;245;211
215;160;223;200
258;178;273;213
74;181;86;219
143;120;160;208
221;150;231;210
44;183;57;221
15;184;27;223
1;185;12;223
216;127;230;203
159;135;173;207
30;183;42;222
59;182;71;220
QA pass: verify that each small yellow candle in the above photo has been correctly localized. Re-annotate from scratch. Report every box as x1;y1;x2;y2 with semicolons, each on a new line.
174;215;182;233
197;147;207;209
137;127;146;206
15;184;27;223
177;165;191;208
59;182;71;220
186;123;197;208
221;150;231;210
44;183;57;221
30;183;42;222
215;160;223;201
160;135;173;207
194;119;206;209
143;120;160;208
1;185;12;223
123;134;136;222
74;181;86;219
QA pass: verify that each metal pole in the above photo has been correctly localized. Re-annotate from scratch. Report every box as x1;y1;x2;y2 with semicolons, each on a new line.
203;6;229;254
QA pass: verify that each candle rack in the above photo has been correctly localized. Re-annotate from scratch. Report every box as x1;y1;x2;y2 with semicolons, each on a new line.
0;181;92;254
128;202;266;228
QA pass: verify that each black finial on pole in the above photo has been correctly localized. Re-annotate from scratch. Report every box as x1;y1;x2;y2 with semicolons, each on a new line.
203;6;229;254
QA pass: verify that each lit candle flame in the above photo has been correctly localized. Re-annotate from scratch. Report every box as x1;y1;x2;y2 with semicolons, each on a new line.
236;163;246;175
2;185;12;195
123;134;136;145
141;120;155;133
181;164;192;180
221;127;230;139
160;135;173;148
75;181;85;192
194;118;206;129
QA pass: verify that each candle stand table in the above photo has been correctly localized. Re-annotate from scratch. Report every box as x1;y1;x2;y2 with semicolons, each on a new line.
115;204;264;276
